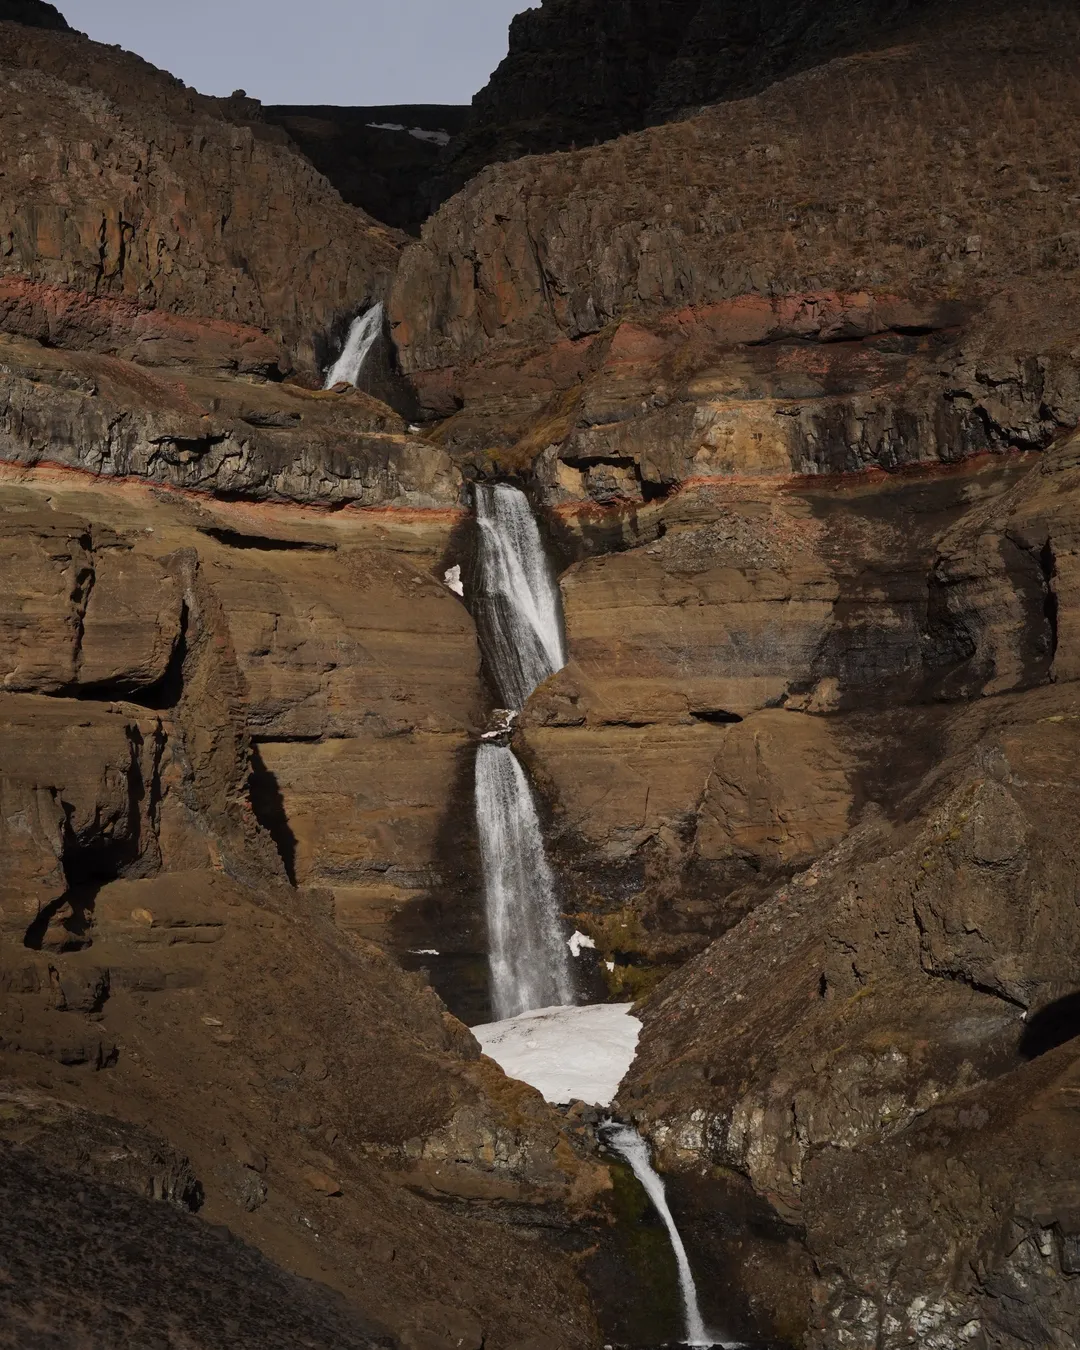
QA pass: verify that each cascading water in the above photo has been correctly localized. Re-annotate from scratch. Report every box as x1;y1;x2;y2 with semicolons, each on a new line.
465;486;728;1344
323;302;384;389
477;744;575;1019
472;482;574;1018
474;482;566;712
602;1122;714;1348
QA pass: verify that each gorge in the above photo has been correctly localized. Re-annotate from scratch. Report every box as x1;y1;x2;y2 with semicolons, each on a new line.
1;0;1080;1348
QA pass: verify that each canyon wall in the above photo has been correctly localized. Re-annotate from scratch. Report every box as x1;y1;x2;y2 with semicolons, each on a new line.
395;4;1080;500
0;13;602;1349
2;0;1080;1347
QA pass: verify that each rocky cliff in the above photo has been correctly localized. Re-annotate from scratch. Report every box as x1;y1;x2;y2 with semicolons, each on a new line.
0;0;67;28
0;20;403;376
262;104;469;234
438;0;1012;192
394;5;1080;495
0;13;604;1350
2;0;1080;1347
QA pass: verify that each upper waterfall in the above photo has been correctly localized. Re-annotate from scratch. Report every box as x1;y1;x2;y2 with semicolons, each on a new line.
323;303;384;389
474;483;566;711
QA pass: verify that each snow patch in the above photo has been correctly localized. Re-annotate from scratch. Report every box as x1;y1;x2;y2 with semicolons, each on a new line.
410;949;440;956
568;930;596;957
443;565;464;597
365;122;451;147
409;127;451;146
473;1003;641;1106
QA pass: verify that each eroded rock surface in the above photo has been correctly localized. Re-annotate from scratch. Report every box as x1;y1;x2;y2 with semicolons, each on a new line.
603;433;1080;1343
0;468;604;1349
438;0;1011;191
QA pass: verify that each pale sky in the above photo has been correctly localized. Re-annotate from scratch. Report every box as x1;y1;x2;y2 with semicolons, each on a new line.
58;0;531;107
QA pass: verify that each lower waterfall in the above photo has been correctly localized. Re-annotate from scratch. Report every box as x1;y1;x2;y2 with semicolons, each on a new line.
323;302;384;389
476;743;574;1020
602;1123;713;1348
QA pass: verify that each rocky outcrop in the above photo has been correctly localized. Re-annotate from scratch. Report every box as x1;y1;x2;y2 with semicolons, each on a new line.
0;464;605;1348
0;0;66;28
511;450;1043;983
0;1125;396;1349
0;331;460;506
593;429;1080;1341
439;0;700;193
0;21;403;374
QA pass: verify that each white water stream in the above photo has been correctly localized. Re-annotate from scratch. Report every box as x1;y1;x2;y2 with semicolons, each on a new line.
473;482;573;1018
477;745;575;1019
323;303;384;389
468;485;725;1343
603;1123;713;1348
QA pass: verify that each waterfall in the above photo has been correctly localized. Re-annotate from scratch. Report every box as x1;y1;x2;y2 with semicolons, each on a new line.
323;303;384;389
471;482;573;1019
477;744;575;1019
602;1123;713;1348
474;482;566;711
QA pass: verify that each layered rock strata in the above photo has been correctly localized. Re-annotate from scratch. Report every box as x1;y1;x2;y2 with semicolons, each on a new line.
598;430;1080;1342
439;0;1012;189
395;9;1080;505
0;20;403;374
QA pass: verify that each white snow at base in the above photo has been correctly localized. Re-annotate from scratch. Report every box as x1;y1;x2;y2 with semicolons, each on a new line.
568;930;596;957
473;1003;641;1106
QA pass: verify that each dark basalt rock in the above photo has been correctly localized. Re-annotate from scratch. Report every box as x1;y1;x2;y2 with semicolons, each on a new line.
438;0;1012;193
0;0;68;29
262;103;469;234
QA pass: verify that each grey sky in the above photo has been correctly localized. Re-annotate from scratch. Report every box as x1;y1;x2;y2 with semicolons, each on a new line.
58;1;530;107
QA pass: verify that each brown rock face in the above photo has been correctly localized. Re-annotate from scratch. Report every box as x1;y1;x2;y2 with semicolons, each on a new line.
0;21;403;373
393;7;1080;507
0;466;602;1349
596;431;1080;1342
3;0;1080;1342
